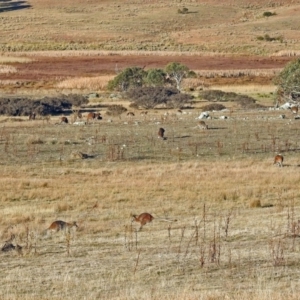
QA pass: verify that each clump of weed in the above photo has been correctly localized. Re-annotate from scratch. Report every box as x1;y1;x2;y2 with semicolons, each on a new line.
257;34;283;42
249;199;262;208
178;7;189;14
26;135;44;145
263;11;276;17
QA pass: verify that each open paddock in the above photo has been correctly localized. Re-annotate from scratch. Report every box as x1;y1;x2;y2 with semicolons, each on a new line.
0;107;300;299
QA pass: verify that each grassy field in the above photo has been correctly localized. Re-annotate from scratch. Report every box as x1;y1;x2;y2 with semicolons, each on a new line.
1;0;300;299
1;0;300;55
1;104;300;299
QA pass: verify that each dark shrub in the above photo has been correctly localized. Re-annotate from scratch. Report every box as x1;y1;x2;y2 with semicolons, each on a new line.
199;90;237;102
199;90;266;110
126;86;192;109
263;11;276;17
0;94;88;116
201;103;226;111
106;105;127;116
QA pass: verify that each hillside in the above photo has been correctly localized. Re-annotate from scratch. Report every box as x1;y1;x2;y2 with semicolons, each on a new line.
1;0;300;55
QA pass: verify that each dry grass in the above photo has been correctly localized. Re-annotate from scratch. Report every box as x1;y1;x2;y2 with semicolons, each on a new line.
56;75;115;91
0;56;33;63
0;104;300;299
1;0;300;55
0;65;17;74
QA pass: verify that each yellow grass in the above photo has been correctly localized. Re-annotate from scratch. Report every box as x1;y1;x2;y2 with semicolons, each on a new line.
1;0;300;55
0;56;33;63
209;84;277;94
56;75;115;91
196;68;281;78
0;107;300;299
0;64;17;74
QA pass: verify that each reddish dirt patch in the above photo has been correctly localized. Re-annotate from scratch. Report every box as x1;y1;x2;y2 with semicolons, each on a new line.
1;55;294;82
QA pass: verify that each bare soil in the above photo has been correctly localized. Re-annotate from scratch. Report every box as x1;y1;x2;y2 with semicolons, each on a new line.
1;54;294;82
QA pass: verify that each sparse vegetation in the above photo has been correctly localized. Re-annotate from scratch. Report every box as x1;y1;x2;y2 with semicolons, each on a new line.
0;107;300;299
256;34;284;42
1;0;300;299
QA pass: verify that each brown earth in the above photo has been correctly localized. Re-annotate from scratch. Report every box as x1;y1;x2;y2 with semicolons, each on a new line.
1;54;295;85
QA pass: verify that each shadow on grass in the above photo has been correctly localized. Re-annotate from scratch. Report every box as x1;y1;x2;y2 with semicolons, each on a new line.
0;0;31;13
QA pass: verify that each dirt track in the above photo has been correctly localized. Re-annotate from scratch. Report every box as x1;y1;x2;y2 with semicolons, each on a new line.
1;54;294;82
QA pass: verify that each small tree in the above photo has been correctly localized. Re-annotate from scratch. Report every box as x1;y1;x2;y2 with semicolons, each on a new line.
107;67;147;91
145;68;166;87
165;62;190;90
274;59;300;103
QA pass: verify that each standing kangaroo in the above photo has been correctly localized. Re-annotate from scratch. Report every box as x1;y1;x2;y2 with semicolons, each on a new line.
274;154;284;167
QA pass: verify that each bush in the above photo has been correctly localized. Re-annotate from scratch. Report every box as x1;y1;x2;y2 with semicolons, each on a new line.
274;59;300;103
199;90;237;102
106;105;127;116
178;7;189;14
236;96;265;109
0;94;88;116
126;86;193;109
107;67;147;91
263;11;276;17
201;103;226;111
199;90;266;110
256;34;283;42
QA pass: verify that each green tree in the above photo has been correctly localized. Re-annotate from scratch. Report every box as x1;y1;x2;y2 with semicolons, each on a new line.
145;68;166;87
165;62;190;90
107;67;147;91
274;59;300;103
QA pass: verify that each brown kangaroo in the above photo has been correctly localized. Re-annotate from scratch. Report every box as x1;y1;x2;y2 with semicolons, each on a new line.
158;128;165;139
198;120;208;130
61;116;69;124
131;213;177;231
274;154;284;167
47;220;78;235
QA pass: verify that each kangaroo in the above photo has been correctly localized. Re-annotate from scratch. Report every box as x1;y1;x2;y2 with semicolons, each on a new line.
274;154;284;167
60;116;69;124
290;106;298;114
46;220;78;235
158;128;165;139
131;213;177;231
197;120;208;130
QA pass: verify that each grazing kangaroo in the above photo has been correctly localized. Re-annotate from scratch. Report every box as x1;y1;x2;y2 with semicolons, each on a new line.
274;154;284;167
61;116;69;124
158;128;165;139
290;106;298;114
197;120;208;130
131;213;177;231
46;220;78;236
